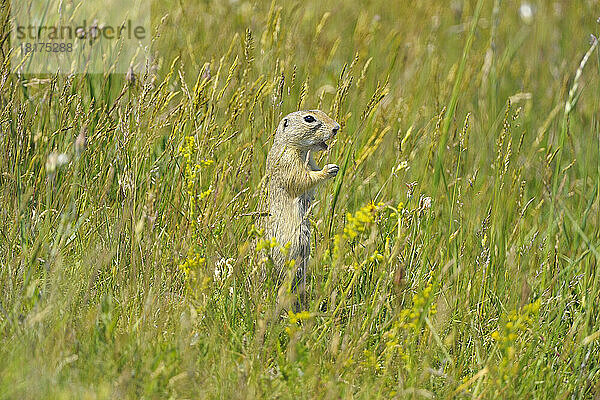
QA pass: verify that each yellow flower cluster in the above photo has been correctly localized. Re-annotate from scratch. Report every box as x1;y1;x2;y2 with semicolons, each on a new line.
177;136;213;302
178;135;214;222
389;202;404;218
288;310;311;324
343;202;380;239
333;202;384;260
490;299;541;383
491;299;540;343
368;251;384;263
381;283;437;367
361;349;382;371
332;234;343;260
179;136;195;161
199;188;213;200
256;237;278;252
255;235;293;266
179;137;214;169
248;224;264;238
179;253;206;279
397;283;437;331
285;310;312;335
181;138;195;205
179;252;212;297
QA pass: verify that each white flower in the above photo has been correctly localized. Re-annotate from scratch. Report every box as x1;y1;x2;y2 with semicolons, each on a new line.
46;151;69;175
519;2;534;25
57;153;69;166
420;196;432;210
214;257;234;282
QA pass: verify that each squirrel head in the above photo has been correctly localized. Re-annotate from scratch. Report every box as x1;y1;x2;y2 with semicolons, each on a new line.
274;110;340;152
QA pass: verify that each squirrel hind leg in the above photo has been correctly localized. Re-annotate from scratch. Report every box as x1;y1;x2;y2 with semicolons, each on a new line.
290;254;309;311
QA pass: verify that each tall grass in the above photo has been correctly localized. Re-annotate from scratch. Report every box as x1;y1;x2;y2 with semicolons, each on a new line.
1;0;600;398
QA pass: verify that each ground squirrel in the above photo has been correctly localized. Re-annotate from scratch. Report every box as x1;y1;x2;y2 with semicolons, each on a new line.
265;110;340;307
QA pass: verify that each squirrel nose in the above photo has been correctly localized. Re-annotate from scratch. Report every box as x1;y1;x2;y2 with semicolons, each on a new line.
332;124;340;135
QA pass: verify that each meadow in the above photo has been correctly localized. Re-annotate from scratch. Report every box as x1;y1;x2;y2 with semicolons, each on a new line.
1;0;600;398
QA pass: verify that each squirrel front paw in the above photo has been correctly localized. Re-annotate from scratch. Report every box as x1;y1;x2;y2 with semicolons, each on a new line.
323;164;339;178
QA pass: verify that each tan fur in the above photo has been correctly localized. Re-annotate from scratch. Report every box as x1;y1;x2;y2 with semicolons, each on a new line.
265;110;340;303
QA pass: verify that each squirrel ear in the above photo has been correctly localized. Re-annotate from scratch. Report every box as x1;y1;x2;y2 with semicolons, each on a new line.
283;118;288;129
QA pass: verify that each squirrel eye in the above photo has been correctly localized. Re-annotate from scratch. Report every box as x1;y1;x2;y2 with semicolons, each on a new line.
303;115;316;123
